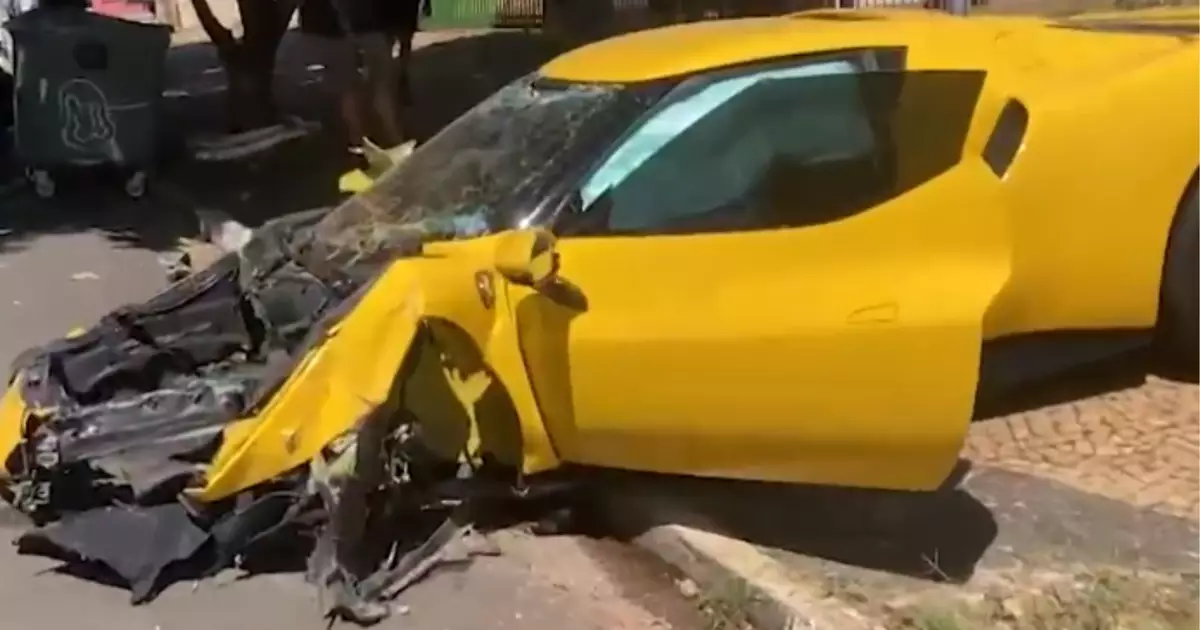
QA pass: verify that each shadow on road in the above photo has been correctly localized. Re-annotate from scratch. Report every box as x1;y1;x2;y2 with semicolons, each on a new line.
972;347;1197;420
0;28;566;255
0;187;198;256
598;460;1000;585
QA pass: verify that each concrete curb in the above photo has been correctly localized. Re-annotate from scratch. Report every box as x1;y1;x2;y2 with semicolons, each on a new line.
601;491;874;630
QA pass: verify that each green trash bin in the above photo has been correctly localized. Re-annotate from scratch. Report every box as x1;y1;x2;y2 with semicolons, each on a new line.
4;7;170;198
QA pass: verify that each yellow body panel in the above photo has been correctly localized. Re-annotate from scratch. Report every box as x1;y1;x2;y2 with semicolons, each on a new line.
515;163;1011;491
195;272;424;501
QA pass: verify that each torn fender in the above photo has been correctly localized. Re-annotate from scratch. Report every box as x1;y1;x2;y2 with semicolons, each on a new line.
193;237;563;503
192;264;425;502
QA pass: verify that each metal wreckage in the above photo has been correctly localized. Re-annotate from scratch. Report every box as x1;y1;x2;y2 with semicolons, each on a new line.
0;138;581;624
0;212;521;624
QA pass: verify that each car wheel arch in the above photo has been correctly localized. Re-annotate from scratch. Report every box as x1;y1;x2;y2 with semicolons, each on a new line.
1153;166;1199;372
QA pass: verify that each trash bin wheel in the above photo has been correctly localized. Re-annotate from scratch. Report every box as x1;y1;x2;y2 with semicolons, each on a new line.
124;171;147;199
28;169;54;199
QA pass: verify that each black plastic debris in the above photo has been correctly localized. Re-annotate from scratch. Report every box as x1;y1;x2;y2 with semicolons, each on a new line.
14;488;316;605
16;503;209;603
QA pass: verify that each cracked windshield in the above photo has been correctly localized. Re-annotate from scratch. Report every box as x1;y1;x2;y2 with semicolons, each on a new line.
309;75;656;262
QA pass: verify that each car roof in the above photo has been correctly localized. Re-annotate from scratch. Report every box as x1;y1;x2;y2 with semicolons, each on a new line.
539;8;1196;84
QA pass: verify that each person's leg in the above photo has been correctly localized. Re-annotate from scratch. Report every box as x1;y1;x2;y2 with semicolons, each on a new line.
394;0;419;107
396;28;414;107
317;34;369;152
356;32;404;146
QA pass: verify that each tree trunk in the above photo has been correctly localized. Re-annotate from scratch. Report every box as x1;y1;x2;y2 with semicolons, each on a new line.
189;0;300;132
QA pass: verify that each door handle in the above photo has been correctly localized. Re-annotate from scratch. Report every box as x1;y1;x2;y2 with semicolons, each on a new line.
846;302;898;324
540;277;589;312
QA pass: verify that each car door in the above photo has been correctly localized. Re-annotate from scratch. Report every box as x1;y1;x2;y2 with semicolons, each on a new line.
511;54;1012;492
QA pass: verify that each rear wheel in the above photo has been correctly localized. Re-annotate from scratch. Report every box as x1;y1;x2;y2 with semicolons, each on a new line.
1157;178;1199;374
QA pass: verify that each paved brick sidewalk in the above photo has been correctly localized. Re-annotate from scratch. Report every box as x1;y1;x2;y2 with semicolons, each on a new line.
965;376;1198;520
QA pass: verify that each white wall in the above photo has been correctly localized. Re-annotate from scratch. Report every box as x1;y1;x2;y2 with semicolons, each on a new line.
172;0;241;32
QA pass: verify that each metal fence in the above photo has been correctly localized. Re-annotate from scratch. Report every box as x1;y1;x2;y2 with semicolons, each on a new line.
424;0;839;32
423;0;545;29
422;0;1183;32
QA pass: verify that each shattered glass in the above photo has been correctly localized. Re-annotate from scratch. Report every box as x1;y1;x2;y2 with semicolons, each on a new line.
307;75;638;267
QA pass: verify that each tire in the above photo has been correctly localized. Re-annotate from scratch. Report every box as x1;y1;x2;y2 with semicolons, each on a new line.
1157;177;1199;374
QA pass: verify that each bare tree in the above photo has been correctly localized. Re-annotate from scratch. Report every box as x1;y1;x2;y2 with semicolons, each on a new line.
189;0;301;131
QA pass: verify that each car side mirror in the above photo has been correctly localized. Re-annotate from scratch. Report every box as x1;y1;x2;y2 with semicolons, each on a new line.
494;228;559;287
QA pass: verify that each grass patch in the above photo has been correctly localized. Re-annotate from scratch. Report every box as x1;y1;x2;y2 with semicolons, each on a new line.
889;569;1199;630
696;578;758;630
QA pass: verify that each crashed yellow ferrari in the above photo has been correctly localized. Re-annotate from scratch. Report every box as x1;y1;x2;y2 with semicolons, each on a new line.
0;6;1196;622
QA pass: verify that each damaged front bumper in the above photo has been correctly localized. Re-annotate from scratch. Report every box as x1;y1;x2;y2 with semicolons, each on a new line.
0;208;344;517
0;209;553;621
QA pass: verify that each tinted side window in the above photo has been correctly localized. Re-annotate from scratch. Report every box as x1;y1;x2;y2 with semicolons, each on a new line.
571;64;985;236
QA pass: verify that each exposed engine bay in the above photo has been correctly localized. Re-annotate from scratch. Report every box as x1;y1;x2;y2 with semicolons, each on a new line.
0;207;552;624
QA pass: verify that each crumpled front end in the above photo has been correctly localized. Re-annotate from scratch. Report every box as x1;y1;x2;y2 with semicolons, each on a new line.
0;216;564;622
0;208;338;521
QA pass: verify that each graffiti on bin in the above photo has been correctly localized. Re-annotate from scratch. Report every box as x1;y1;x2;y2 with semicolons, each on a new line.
57;78;123;160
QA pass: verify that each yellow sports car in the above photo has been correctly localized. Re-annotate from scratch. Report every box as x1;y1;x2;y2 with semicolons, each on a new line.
0;6;1195;619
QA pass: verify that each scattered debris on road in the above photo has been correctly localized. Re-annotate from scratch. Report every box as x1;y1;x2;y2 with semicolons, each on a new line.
0;206;588;625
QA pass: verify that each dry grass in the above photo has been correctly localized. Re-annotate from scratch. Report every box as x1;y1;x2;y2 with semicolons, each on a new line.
889;569;1199;630
687;557;1198;630
695;578;759;630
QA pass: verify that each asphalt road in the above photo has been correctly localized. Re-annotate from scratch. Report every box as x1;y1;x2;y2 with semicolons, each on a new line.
0;194;703;630
0;522;698;630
